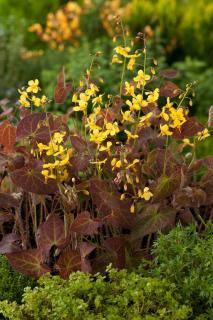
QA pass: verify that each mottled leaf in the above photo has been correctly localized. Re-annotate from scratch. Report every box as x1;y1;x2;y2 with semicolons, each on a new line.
56;249;81;279
11;161;58;194
37;214;66;253
173;187;206;208
131;204;176;239
154;174;180;201
173;117;204;139
104;236;126;269
160;81;181;98
70;211;99;235
70;135;87;152
69;154;90;172
0;120;16;154
89;178;124;216
6;249;50;278
16;112;46;140
79;242;96;258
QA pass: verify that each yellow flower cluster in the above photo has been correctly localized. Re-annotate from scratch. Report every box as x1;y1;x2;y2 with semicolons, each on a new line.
197;128;210;141
158;98;187;136
112;46;141;71
18;79;47;108
29;2;82;50
72;82;100;115
88;111;119;150
38;132;71;183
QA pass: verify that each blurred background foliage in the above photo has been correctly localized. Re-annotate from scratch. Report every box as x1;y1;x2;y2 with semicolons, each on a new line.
0;0;213;127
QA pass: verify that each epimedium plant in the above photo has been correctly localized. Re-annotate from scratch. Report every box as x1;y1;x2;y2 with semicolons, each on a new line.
0;29;212;279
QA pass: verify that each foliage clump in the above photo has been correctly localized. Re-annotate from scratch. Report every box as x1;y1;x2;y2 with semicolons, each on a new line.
0;266;191;320
149;223;213;318
0;255;36;304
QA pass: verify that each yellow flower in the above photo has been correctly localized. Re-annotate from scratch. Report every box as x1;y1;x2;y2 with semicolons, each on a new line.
124;130;139;140
197;128;210;141
169;107;186;129
59;169;69;183
72;93;78;103
126;95;147;112
52;132;66;144
54;145;66;157
125;82;135;97
126;159;139;169
26;79;40;93
127;57;136;70
121;110;134;123
165;97;173;109
115;46;131;57
59;153;70;166
111;158;121;170
37;142;50;155
160;124;173;136
90;158;107;169
182;138;194;148
19;94;30;108
41;169;56;183
133;70;150;88
86;83;99;97
43;160;60;169
32;96;41;107
90;129;108;146
130;203;135;214
139;112;153;127
105;122;119;136
158;108;170;122
41;95;47;106
138;187;153;201
92;94;103;106
73;93;89;113
111;54;123;64
99;141;112;153
146;88;159;103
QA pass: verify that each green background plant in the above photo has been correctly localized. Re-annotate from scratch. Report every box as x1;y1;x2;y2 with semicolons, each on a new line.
0;255;36;304
0;266;191;320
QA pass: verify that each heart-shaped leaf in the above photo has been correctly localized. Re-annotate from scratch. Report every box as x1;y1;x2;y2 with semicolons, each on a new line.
37;214;66;253
173;117;204;139
6;249;50;278
79;242;96;258
11;161;58;194
160;81;181;98
56;249;81;279
70;135;87;152
131;204;176;239
70;211;99;235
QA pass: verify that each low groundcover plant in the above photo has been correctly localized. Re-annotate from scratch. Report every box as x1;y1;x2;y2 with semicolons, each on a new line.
0;266;191;320
0;28;212;279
